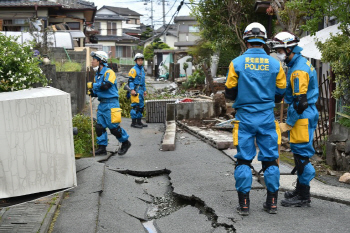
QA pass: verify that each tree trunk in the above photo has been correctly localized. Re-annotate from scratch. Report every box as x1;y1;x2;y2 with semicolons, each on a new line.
202;63;214;96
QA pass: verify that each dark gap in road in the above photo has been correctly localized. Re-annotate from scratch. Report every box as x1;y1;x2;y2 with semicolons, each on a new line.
107;168;236;232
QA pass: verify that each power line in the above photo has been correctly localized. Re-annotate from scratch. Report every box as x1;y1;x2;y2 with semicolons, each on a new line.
155;0;178;21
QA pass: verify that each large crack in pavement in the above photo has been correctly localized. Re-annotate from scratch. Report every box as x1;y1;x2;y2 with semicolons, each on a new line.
106;167;235;233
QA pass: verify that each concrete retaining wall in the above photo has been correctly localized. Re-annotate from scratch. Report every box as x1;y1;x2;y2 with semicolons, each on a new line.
166;101;215;121
41;65;86;115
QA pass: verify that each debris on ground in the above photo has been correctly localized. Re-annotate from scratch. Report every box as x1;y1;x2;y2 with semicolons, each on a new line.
339;173;350;184
135;177;149;184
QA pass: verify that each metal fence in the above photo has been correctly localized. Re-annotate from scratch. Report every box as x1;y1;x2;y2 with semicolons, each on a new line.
118;57;134;65
314;71;331;149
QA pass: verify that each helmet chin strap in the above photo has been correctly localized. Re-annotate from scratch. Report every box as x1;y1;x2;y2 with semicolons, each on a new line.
284;46;295;63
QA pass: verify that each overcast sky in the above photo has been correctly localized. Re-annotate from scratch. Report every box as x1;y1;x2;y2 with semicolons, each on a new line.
89;0;197;30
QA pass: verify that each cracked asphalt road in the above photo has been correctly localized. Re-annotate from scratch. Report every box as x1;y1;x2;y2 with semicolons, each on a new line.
52;119;350;233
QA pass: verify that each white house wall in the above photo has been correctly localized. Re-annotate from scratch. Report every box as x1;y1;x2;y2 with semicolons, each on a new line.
100;21;107;36
97;8;117;15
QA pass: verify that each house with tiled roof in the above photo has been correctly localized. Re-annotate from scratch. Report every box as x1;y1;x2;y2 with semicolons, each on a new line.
93;6;141;58
0;0;97;47
97;5;143;38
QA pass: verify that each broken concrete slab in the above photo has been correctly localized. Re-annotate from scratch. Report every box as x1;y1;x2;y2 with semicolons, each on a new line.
100;169;150;220
97;207;145;233
141;175;172;198
155;206;213;233
178;122;234;150
53;163;106;233
280;175;350;204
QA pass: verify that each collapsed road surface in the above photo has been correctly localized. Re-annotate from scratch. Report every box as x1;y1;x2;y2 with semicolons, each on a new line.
51;118;350;233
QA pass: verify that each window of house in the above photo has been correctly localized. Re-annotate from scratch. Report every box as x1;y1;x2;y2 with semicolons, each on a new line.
116;46;123;58
127;19;137;24
107;22;117;35
94;22;101;34
3;19;29;31
189;26;199;33
67;22;80;30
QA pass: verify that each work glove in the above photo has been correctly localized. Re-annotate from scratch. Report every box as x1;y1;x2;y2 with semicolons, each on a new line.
87;89;94;96
87;82;93;89
293;94;308;114
280;123;293;133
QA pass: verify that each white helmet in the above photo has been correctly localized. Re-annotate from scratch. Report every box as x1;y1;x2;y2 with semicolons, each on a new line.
243;22;267;44
91;51;108;63
134;53;144;61
272;31;300;49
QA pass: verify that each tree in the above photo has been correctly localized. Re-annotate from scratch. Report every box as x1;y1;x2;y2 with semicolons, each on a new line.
188;38;215;94
140;27;154;41
143;38;170;61
287;0;350;101
0;34;48;92
270;0;307;36
191;0;263;54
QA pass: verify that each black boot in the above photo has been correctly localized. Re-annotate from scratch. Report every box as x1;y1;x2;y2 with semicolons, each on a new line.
94;145;107;155
137;118;148;127
284;179;300;199
131;118;143;128
118;140;131;156
236;191;250;216
263;191;278;214
281;184;311;207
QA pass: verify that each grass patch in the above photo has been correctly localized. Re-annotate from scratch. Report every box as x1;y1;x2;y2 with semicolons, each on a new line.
279;152;294;166
54;61;82;72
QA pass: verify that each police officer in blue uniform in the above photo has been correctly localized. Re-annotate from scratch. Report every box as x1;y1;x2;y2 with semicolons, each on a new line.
128;53;148;128
225;23;286;215
87;51;131;156
272;32;319;207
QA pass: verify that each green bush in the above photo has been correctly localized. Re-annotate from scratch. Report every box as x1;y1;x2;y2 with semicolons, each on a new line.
0;34;48;92
339;106;350;128
182;69;205;89
72;114;97;157
54;61;82;72
118;83;132;118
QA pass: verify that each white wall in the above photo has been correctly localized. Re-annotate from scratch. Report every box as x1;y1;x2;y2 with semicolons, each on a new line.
100;21;107;36
160;35;177;48
97;8;117;15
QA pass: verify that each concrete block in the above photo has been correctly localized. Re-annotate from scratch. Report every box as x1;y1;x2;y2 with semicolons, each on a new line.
166;103;176;121
326;141;336;168
162;131;176;151
329;134;348;142
166;120;176;132
336;142;346;151
345;140;350;154
0;87;77;198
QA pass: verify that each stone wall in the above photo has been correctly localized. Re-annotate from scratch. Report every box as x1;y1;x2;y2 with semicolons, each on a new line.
326;122;350;171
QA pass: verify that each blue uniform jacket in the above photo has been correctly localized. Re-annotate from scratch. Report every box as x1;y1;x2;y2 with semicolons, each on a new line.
92;66;119;99
285;53;319;126
128;64;146;92
225;48;286;113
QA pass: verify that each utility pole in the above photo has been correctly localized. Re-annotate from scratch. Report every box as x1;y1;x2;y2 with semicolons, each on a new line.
151;0;154;36
162;0;166;43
